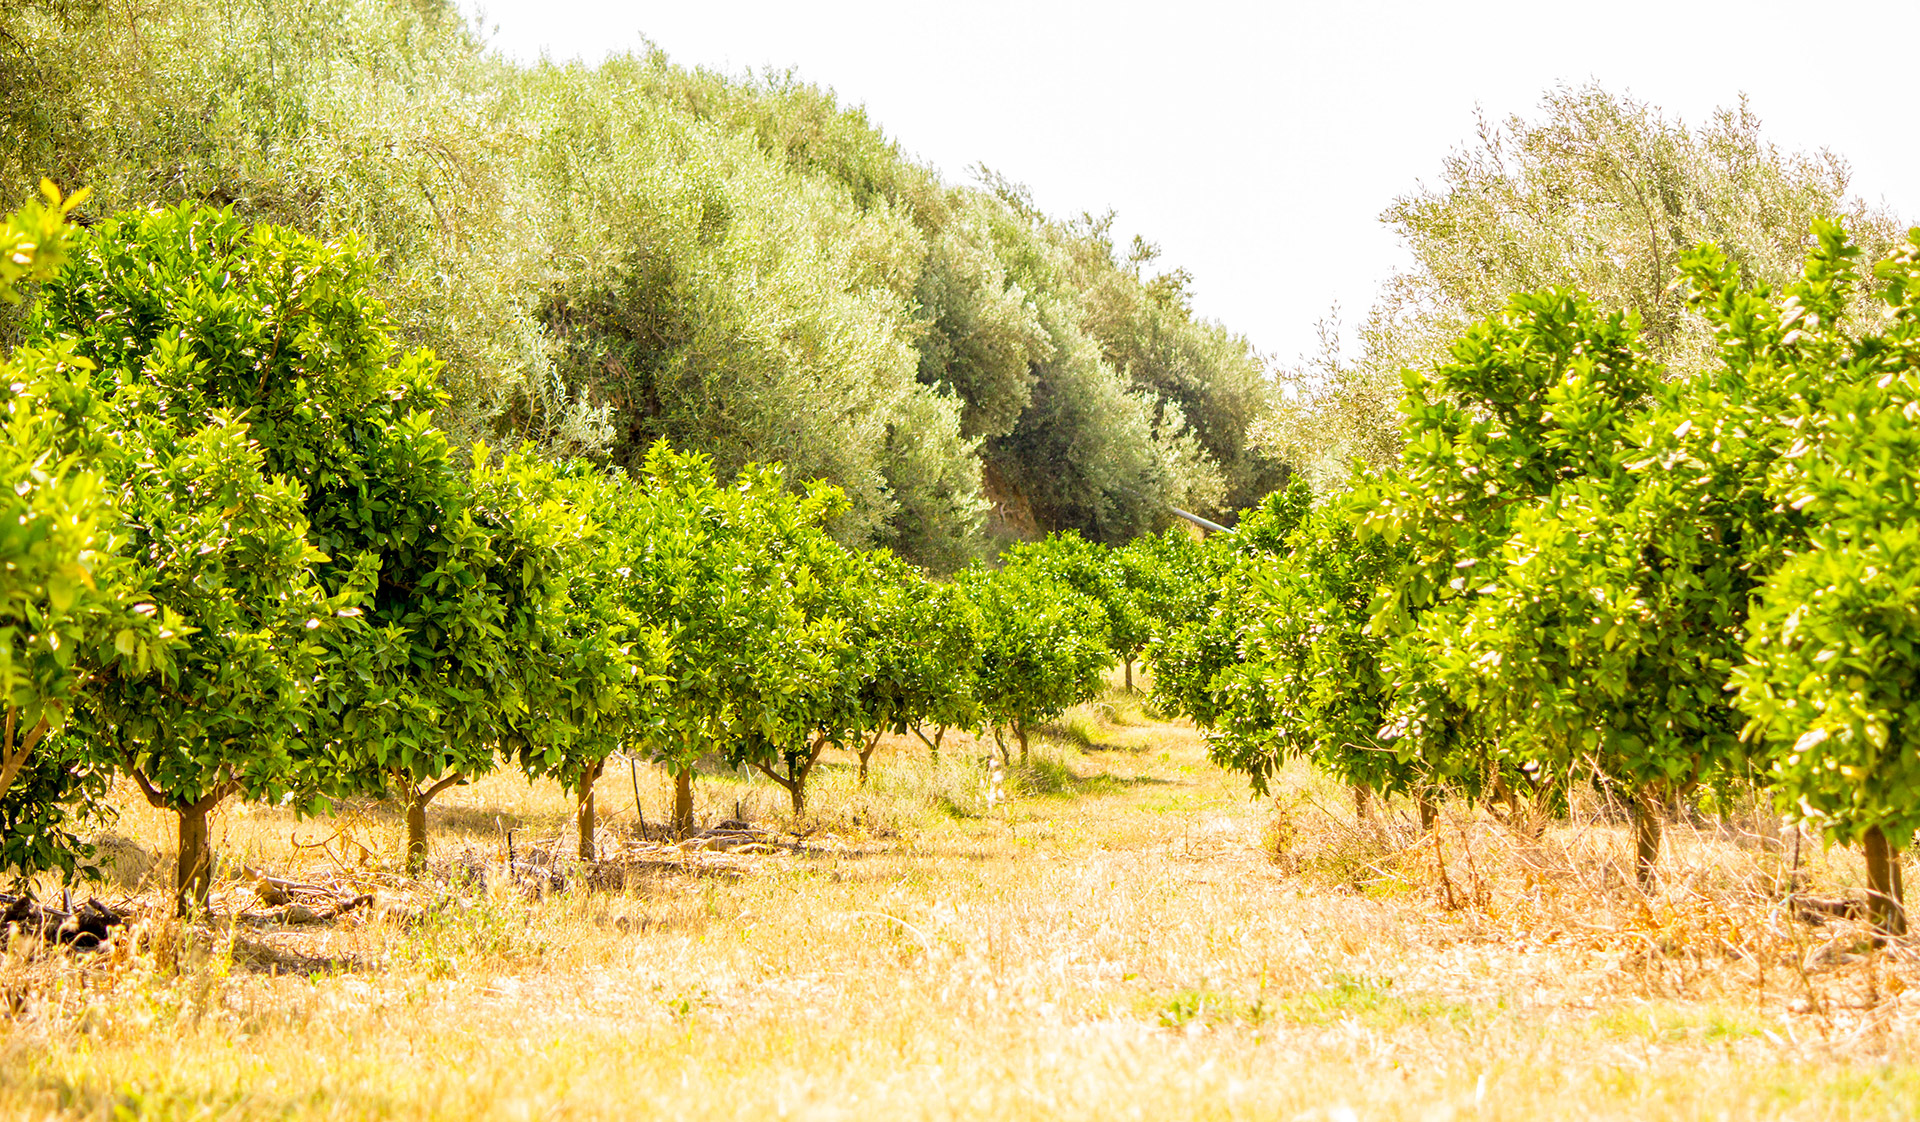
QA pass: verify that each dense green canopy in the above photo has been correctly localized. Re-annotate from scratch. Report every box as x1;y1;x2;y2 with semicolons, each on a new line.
3;0;1286;566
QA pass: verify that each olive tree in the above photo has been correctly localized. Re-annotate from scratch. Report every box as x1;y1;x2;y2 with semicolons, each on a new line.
1264;83;1904;484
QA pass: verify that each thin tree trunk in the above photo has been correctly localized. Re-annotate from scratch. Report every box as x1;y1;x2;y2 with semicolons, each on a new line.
405;788;428;874
1634;797;1663;889
1864;825;1908;936
0;742;26;796
176;802;213;916
402;772;466;875
1124;659;1134;693
630;756;646;837
576;760;599;860
757;735;828;818
0;711;48;796
1015;721;1029;764
858;730;883;784
125;765;225;915
1352;784;1371;824
673;768;694;836
1418;794;1438;833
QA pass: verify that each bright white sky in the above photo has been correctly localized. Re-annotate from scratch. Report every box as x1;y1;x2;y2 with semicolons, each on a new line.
460;0;1919;368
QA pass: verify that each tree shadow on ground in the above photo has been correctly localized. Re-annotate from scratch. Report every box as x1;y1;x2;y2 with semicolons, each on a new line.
1015;760;1176;800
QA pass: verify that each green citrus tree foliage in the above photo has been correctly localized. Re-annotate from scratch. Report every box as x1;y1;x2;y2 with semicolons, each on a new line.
714;478;869;817
1356;291;1675;830
849;551;981;779
28;204;557;873
1115;527;1213;644
0;180;87;302
1145;483;1310;729
592;445;805;830
959;562;1112;763
0;182;183;881
1730;227;1920;931
0;338;180;881
81;413;346;912
1207;494;1414;805
510;465;670;861
593;444;864;823
1000;532;1152;686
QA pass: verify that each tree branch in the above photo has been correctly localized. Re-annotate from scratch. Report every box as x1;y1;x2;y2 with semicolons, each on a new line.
194;778;240;814
751;762;798;793
125;759;170;810
421;771;468;802
0;745;27;796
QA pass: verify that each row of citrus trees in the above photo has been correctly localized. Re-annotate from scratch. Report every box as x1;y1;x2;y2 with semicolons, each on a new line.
0;192;1190;913
1144;221;1920;933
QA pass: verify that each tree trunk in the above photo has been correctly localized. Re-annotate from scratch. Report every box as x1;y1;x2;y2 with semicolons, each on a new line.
1352;784;1371;823
1864;825;1908;936
672;769;694;836
0;711;49;797
1015;721;1029;764
765;735;828;818
1124;659;1134;693
405;788;429;874
575;760;605;861
398;771;466;874
577;786;597;862
176;802;214;916
1418;794;1438;833
1633;797;1663;889
630;756;646;836
858;730;882;784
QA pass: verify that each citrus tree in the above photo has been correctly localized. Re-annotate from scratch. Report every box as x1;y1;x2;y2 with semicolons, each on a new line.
25;203;366;908
959;563;1111;763
1731;226;1920;932
31;204;546;873
80;412;347;912
1114;526;1213;680
1208;494;1418;811
1145;482;1309;730
1002;532;1151;689
506;462;668;860
1;181;88;302
854;556;981;774
0;184;183;880
1356;291;1673;834
715;477;869;816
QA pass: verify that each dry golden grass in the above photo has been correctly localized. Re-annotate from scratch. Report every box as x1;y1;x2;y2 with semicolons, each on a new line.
5;690;1920;1120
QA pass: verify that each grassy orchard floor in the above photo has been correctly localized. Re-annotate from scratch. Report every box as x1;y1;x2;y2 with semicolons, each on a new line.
4;693;1920;1119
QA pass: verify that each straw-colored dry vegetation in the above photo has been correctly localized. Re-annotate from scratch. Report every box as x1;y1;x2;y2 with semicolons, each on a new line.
4;682;1918;1121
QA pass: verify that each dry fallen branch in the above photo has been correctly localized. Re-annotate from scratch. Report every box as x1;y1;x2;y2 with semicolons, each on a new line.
0;894;124;949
